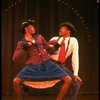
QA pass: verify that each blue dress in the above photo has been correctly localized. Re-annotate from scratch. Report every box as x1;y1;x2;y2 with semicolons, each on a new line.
13;34;68;80
16;59;68;80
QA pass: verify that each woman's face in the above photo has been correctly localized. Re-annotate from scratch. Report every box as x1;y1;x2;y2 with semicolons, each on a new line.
25;25;36;34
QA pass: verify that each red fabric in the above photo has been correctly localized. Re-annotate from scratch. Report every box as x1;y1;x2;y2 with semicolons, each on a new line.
58;38;66;63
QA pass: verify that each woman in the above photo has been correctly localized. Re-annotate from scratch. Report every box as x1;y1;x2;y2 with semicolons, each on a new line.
13;20;72;100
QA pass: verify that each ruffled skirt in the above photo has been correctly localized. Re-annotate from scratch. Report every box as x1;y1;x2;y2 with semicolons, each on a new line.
16;59;68;80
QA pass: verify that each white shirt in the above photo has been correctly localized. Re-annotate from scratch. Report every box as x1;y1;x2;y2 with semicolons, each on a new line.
49;36;79;76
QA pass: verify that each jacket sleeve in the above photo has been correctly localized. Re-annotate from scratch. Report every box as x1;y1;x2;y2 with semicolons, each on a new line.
13;41;29;68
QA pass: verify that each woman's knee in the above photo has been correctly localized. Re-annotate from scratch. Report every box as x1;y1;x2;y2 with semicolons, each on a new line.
13;78;23;85
63;76;72;84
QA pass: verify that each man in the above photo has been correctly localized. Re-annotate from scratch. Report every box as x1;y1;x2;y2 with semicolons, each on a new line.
48;22;82;100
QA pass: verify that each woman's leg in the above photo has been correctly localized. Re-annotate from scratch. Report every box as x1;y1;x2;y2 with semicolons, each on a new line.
13;77;25;100
56;76;72;100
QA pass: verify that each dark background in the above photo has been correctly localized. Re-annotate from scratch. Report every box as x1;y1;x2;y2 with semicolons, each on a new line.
2;0;99;95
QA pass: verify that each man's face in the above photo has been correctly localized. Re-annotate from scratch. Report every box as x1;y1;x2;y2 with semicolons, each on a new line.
59;26;70;36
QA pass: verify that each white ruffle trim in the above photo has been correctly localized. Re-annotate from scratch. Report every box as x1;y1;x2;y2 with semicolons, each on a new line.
23;79;61;89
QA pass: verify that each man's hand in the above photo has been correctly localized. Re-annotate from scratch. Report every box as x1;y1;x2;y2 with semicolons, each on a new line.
74;76;82;84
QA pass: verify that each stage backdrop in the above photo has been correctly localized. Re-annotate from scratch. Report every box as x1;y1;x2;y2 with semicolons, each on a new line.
2;0;99;95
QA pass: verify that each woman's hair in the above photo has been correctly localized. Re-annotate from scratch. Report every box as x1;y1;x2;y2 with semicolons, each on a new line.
20;20;35;34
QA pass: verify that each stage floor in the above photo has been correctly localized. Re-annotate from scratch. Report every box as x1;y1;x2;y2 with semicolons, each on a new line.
2;94;98;100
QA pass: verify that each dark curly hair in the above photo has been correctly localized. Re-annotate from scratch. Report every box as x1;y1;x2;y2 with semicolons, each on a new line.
20;20;35;34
